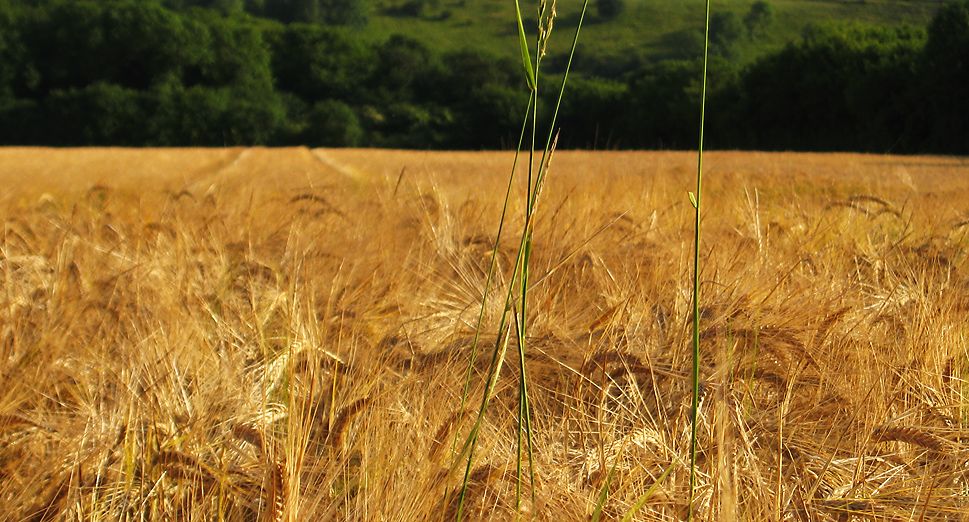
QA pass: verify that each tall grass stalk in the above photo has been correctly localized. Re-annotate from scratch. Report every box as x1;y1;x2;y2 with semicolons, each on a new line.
451;0;590;519
690;0;713;519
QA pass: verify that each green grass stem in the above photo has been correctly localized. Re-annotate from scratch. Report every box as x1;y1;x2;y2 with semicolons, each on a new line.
690;0;713;519
451;1;590;519
621;462;676;522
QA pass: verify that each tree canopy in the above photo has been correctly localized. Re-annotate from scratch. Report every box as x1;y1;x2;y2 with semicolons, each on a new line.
0;0;965;153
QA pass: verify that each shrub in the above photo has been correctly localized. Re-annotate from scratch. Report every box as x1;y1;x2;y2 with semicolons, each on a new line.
39;82;146;146
302;99;364;146
744;1;773;40
596;0;624;20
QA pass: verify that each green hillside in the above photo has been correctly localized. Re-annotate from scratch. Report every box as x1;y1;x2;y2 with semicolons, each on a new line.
0;0;964;152
362;0;945;77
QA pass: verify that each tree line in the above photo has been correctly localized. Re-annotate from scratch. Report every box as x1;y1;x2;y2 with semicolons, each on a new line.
0;0;965;154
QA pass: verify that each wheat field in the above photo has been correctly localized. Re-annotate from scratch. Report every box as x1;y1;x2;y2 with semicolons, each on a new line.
2;147;968;521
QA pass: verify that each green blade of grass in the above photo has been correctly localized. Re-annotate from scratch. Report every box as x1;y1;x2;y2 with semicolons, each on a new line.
689;0;713;519
454;1;589;519
512;300;535;511
515;0;536;91
621;462;677;522
449;93;533;462
590;458;620;522
591;446;676;522
453;90;539;522
454;309;516;522
541;0;590;162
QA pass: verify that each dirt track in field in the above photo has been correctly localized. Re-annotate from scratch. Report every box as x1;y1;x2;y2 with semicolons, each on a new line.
1;147;966;192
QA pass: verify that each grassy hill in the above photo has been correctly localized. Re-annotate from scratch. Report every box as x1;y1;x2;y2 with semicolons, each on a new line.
1;0;962;151
362;0;946;77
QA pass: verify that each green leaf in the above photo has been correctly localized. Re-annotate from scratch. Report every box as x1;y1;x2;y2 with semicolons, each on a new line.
689;191;698;208
620;461;676;522
590;460;619;522
515;0;536;90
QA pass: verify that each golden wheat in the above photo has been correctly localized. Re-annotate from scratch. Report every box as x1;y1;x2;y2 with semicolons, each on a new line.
1;148;968;520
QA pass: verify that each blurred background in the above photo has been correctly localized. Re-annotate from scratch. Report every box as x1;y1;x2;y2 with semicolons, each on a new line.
0;0;964;153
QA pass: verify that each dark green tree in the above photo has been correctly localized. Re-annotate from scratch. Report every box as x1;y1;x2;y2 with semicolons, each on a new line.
300;99;364;146
17;2;109;95
554;77;627;148
184;10;276;91
320;0;367;24
266;23;372;102
39;82;147;146
162;0;246;13
261;0;367;25
435;50;520;103
596;0;624;20
0;0;21;104
660;29;705;61
709;12;744;58
435;50;523;148
744;1;773;40
362;35;452;147
624;60;706;149
726;22;925;151
261;0;309;22
0;99;42;144
366;35;438;105
624;57;738;149
98;2;196;89
920;0;969;153
16;1;193;94
147;82;287;145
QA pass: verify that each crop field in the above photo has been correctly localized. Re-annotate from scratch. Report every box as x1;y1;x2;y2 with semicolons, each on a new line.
2;147;969;521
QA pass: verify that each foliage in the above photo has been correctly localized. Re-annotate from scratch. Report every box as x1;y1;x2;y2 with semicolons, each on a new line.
318;0;369;25
381;0;443;18
595;0;623;20
0;0;965;153
266;23;372;102
186;10;277;91
259;0;368;25
659;29;705;61
300;99;364;146
0;83;146;145
366;34;445;107
434;50;524;149
141;81;282;145
40;82;147;146
162;0;248;13
134;0;944;76
744;1;773;40
16;1;193;95
920;0;969;153
0;1;19;105
553;76;627;148
709;11;744;58
623;58;736;150
719;21;927;151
